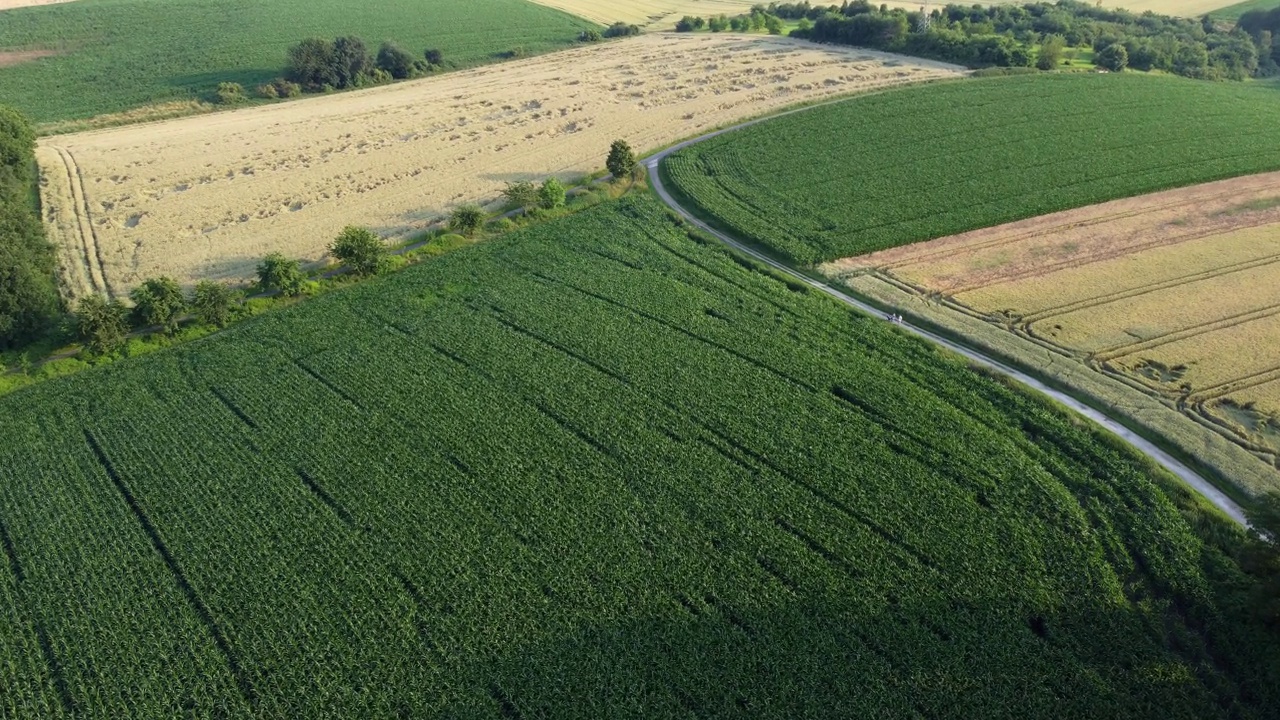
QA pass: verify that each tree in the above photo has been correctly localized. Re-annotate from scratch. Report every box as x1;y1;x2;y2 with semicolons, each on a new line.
604;22;641;37
330;226;387;276
376;42;417;79
606;139;638;182
257;252;306;296
75;294;129;356
709;14;730;32
502;180;540;209
538;178;566;209
190;281;238;328
1247;493;1280;625
675;16;704;32
285;37;339;90
130;277;185;334
765;14;784;34
1037;34;1067;70
1095;42;1128;71
331;36;374;87
449;205;486;236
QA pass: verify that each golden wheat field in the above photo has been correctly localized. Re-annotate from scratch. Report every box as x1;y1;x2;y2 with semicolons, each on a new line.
827;172;1280;429
37;33;959;299
527;0;758;25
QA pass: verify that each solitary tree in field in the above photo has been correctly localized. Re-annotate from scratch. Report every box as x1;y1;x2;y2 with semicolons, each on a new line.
130;277;186;335
449;205;486;237
190;281;238;328
330;226;388;276
606;139;638;183
257;253;306;296
1036;34;1067;70
502;180;540;210
75;295;130;356
538;178;566;209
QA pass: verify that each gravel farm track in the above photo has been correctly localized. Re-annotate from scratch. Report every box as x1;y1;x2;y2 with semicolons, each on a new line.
644;116;1252;528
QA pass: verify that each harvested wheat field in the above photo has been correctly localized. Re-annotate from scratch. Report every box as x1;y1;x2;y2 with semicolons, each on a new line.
527;0;757;26
0;0;75;9
828;171;1280;447
38;33;959;299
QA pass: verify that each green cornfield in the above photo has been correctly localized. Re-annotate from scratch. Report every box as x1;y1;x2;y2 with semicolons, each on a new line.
0;0;595;124
661;73;1280;264
0;196;1277;717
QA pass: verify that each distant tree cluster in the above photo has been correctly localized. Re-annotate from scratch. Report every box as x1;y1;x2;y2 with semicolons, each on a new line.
282;36;446;93
676;7;786;34
775;0;1268;78
604;22;641;37
74;277;243;356
0;105;60;350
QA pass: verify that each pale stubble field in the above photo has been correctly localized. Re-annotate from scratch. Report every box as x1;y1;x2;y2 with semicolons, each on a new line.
37;32;960;299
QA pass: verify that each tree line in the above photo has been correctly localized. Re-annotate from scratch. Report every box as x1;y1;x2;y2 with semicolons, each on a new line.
678;1;1271;79
0;106;60;350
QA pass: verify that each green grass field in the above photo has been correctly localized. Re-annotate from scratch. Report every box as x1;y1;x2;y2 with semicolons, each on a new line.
0;194;1276;717
0;0;595;125
661;73;1280;264
1210;0;1277;19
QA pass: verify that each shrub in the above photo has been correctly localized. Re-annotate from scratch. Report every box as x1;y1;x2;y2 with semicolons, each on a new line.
709;14;730;32
675;16;704;32
190;281;238;328
274;79;303;98
257;252;306;296
502;180;540;209
1037;34;1067;71
579;29;603;42
256;83;280;99
74;295;129;356
285;36;373;91
604;22;641;37
215;82;246;105
1096;43;1129;71
330;226;388;276
449;205;486;237
377;42;417;80
129;277;186;334
538;178;566;209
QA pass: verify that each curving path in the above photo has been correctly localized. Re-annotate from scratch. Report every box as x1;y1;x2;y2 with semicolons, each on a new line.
644;133;1252;528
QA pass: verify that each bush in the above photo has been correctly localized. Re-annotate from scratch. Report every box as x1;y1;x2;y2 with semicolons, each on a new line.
215;82;246;105
130;277;186;335
675;16;705;32
538;178;566;209
274;79;303;98
502;180;540;209
1037;34;1067;70
256;83;280;99
377;42;417;79
424;48;444;66
709;15;730;32
330;226;388;276
75;295;130;356
606;139;638;181
285;36;373;91
257;252;306;296
190;281;238;328
449;205;486;237
1096;43;1129;71
579;28;603;42
603;22;641;37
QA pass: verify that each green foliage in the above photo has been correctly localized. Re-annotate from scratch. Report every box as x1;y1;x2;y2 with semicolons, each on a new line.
0;105;59;349
1096;42;1129;71
74;294;129;355
708;14;730;32
538;177;566;209
1037;34;1067;70
214;81;246;104
375;41;417;79
0;195;1277;715
603;22;641;38
578;28;602;42
424;48;444;67
129;277;186;334
675;15;705;32
190;281;238;328
606;139;638;182
0;0;595;124
663;73;1280;264
286;35;374;91
330;226;387;276
502;180;539;209
448;205;486;237
257;252;306;296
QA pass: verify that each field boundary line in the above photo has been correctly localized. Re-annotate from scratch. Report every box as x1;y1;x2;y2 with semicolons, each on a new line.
644;123;1251;527
49;145;111;299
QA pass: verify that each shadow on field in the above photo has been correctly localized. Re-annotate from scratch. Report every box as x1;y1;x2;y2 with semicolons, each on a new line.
452;584;1280;720
167;68;283;97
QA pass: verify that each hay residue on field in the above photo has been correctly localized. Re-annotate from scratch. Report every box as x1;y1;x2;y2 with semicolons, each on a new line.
825;170;1280;421
39;33;961;299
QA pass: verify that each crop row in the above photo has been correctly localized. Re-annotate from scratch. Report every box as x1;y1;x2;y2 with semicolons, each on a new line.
0;196;1275;716
662;73;1280;264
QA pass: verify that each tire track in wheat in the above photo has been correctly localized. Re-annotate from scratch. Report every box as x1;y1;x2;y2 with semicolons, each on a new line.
49;145;111;299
